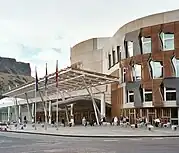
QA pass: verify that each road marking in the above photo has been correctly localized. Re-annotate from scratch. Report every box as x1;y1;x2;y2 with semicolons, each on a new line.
129;138;143;141
152;138;164;140
103;139;119;142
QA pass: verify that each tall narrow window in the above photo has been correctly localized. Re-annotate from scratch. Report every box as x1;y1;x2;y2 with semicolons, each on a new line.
117;46;121;62
160;32;174;51
172;56;179;77
112;50;116;65
132;64;142;81
127;41;133;57
144;89;152;102
127;90;134;103
108;54;111;68
150;61;163;78
141;36;151;54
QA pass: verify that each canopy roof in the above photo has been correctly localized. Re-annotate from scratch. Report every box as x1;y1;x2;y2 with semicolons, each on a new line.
2;67;119;99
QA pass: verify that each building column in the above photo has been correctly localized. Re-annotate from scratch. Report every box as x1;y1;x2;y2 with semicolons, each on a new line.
70;104;74;117
7;106;11;122
100;93;106;117
48;101;52;124
18;105;21;119
32;103;35;123
140;109;142;118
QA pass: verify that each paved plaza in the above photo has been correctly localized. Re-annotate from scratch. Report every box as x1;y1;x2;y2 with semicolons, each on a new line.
6;124;179;138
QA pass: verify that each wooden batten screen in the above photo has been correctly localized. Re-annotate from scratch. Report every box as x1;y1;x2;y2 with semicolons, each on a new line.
111;87;124;117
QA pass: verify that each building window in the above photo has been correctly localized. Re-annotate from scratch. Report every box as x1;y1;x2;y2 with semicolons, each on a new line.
172;56;179;77
132;64;141;81
164;87;176;101
117;46;121;62
112;50;116;65
160;32;174;51
144;89;152;102
122;67;127;82
108;54;111;68
141;36;151;54
127;90;134;103
125;41;133;57
150;61;163;78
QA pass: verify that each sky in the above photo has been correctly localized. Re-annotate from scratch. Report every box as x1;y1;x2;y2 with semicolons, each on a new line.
0;0;178;77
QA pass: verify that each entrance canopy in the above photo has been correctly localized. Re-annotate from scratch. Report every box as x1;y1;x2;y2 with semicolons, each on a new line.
2;67;119;102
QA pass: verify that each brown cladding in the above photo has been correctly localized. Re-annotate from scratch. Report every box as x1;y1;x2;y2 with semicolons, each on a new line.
111;87;123;117
115;21;179;108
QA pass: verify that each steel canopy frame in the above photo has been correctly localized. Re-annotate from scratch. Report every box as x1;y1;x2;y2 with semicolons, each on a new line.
2;67;119;126
2;67;119;99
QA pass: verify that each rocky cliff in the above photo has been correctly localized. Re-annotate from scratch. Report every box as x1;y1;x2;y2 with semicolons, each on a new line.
0;57;31;76
0;57;34;94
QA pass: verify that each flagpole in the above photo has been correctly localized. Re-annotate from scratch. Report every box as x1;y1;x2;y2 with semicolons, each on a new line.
34;66;37;130
56;60;59;130
44;63;48;130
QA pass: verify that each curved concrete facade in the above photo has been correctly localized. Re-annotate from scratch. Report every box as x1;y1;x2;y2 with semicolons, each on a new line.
71;37;109;73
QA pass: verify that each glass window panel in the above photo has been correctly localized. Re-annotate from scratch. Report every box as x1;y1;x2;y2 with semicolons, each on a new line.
171;107;178;118
150;61;163;78
172;57;179;77
142;37;151;54
143;37;151;42
129;95;134;103
108;54;111;68
145;93;152;101
142;42;151;54
127;41;133;57
133;64;141;81
160;32;174;51
164;33;174;39
112;50;116;65
164;39;174;50
117;46;120;62
166;92;176;101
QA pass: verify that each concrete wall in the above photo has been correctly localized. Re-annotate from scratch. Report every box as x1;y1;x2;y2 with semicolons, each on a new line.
71;37;109;73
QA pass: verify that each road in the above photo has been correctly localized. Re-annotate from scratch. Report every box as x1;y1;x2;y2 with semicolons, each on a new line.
0;132;179;153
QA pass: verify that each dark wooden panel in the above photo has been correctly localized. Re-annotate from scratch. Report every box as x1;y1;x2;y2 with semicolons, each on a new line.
110;69;120;91
151;25;162;54
141;54;151;82
141;27;151;37
174;21;179;58
162;22;174;33
163;51;174;77
152;79;164;107
111;87;123;117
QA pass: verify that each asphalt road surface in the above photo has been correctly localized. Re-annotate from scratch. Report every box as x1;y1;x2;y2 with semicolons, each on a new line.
0;132;179;153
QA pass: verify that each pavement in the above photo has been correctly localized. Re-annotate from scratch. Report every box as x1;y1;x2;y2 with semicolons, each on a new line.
6;123;179;138
0;132;179;153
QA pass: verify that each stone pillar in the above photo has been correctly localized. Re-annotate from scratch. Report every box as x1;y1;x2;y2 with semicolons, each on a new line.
100;93;106;118
48;101;52;124
7;106;11;122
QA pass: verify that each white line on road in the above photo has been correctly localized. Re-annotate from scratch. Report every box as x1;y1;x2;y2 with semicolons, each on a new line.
103;139;119;142
152;138;164;140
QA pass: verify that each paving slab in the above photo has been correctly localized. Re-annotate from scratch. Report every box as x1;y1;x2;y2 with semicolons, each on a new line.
6;124;179;138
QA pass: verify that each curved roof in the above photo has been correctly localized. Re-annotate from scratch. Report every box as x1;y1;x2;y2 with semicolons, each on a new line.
113;9;179;38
